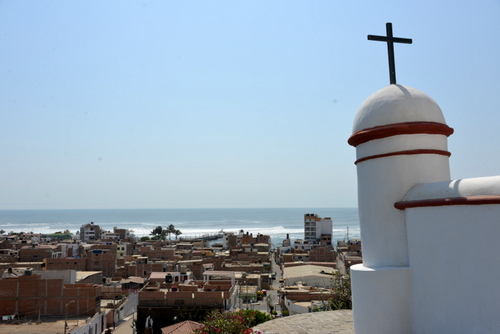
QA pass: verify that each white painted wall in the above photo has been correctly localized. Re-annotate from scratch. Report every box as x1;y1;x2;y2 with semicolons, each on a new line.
406;205;500;333
35;269;76;284
315;218;332;240
70;311;105;334
356;135;450;268
285;299;310;315
284;275;332;288
351;265;411;334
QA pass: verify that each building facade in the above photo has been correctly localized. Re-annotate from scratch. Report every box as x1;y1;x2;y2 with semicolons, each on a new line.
303;214;332;243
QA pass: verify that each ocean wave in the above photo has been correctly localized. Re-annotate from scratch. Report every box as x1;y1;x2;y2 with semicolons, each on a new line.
0;208;360;246
131;225;306;237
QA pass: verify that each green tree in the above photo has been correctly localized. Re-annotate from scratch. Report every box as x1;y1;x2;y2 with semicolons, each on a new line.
330;270;352;310
239;310;272;327
174;229;182;240
150;226;168;241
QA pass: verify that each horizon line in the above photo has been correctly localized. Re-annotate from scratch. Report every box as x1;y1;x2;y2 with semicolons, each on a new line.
0;206;358;211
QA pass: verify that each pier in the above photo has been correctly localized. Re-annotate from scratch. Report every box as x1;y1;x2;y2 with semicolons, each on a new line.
180;232;223;242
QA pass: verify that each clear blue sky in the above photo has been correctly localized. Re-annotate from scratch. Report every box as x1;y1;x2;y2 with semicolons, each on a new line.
1;1;499;210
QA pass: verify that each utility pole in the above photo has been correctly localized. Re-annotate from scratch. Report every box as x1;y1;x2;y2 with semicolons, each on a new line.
113;283;116;329
64;300;75;334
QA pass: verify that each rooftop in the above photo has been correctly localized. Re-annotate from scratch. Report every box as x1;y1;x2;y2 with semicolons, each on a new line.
283;264;334;280
0;318;87;334
253;310;353;334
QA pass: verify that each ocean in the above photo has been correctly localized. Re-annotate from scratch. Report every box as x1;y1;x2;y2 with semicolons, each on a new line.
0;208;360;248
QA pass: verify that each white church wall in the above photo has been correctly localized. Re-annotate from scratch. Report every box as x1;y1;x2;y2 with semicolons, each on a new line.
356;149;449;268
349;84;458;334
406;205;500;334
351;264;411;334
355;133;449;160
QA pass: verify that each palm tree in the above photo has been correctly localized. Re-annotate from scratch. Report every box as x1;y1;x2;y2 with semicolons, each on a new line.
167;224;176;240
174;229;182;240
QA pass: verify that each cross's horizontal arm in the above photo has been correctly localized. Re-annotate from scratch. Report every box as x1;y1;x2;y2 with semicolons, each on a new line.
367;35;412;44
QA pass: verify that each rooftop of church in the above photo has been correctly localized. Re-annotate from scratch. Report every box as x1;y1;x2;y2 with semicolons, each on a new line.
253;310;353;334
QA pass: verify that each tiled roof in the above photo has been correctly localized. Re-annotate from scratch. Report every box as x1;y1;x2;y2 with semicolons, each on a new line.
161;320;203;334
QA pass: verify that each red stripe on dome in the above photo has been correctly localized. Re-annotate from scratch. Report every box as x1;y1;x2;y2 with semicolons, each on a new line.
354;149;451;165
348;122;454;147
394;195;500;210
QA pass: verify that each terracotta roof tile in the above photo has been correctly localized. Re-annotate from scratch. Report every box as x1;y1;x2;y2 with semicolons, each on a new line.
161;320;203;334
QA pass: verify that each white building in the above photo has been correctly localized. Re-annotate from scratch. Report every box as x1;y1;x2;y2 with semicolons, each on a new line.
303;213;332;243
116;243;127;258
348;84;500;333
222;231;235;249
79;222;101;242
283;264;334;288
101;231;120;241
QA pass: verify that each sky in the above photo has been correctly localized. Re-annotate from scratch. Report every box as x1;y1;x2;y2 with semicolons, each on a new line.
1;1;499;210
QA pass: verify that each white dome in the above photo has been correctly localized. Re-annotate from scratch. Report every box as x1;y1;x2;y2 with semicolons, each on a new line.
353;85;446;133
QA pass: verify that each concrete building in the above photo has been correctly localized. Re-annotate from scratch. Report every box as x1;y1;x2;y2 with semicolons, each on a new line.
0;271;101;317
79;222;101;242
113;226;131;241
282;289;337;315
19;244;59;262
85;249;117;277
44;257;86;271
303;214;332;244
282;264;335;288
223;231;271;249
137;272;239;334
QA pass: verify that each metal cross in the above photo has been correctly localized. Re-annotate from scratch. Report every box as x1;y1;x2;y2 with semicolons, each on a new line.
368;22;412;85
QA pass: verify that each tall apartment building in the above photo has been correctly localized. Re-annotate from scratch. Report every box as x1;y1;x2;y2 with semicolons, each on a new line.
303;214;332;244
79;222;101;242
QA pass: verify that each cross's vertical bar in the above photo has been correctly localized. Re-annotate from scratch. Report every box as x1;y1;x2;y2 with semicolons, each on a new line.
386;23;397;85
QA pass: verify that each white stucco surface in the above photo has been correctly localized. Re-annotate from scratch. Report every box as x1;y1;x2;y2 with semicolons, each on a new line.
402;175;500;201
351;83;454;334
357;152;450;268
406;205;500;333
355;133;449;161
352;85;446;132
351;264;411;334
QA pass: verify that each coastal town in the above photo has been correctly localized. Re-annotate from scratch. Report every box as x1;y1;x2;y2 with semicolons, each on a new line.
0;214;361;334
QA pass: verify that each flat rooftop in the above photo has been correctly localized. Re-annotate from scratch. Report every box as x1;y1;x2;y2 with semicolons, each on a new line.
0;318;87;334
